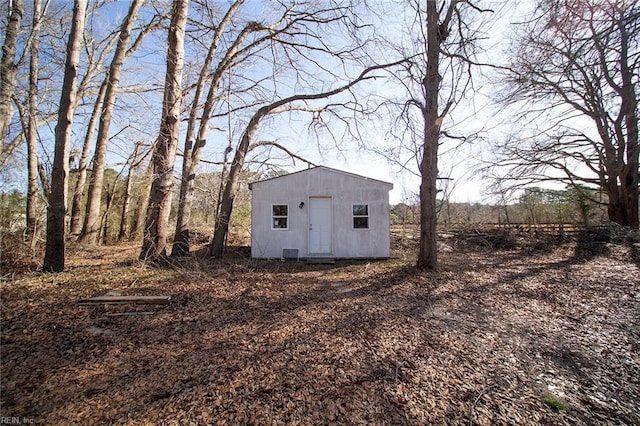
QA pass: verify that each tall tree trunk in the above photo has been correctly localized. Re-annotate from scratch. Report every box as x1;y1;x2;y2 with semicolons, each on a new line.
140;0;189;262
26;0;42;243
78;0;144;245
418;115;439;269
69;78;108;235
0;0;23;149
68;14;131;235
599;10;639;229
617;13;639;229
171;136;200;257
43;0;87;272
417;0;443;270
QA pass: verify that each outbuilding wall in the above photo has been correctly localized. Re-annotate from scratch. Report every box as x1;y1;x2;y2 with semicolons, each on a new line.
250;167;392;259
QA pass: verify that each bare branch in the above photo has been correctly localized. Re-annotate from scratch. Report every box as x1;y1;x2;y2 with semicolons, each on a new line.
248;140;315;166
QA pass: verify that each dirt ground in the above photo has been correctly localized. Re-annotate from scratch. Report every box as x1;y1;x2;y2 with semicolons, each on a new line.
1;231;639;425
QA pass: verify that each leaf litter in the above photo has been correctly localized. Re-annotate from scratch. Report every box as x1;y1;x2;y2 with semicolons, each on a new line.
1;235;639;425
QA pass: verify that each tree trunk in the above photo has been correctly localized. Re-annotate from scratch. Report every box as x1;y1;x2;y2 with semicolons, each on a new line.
118;176;132;241
78;0;144;245
171;136;198;257
209;123;255;258
38;159;50;198
118;140;142;241
0;0;23;150
26;0;42;244
602;11;639;230
69;78;108;235
418;113;439;269
140;0;189;262
617;13;639;229
129;158;153;240
417;0;442;270
43;0;87;272
99;181;117;244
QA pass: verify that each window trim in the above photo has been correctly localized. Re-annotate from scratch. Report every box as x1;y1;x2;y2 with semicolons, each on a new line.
271;204;289;230
352;203;369;229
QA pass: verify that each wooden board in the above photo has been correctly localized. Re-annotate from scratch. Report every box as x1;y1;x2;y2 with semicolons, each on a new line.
106;311;157;317
77;295;171;305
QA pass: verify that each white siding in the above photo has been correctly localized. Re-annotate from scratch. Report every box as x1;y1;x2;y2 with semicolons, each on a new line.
250;167;392;259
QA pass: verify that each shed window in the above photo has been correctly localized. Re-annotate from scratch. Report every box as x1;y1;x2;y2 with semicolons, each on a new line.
272;204;288;229
353;204;369;229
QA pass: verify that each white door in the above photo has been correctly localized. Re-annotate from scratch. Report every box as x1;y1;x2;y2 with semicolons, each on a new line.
309;197;332;254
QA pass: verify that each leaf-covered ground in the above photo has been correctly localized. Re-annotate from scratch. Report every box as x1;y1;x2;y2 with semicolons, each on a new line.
1;234;639;425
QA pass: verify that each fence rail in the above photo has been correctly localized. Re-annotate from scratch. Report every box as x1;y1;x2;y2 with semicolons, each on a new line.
391;223;609;235
489;223;604;233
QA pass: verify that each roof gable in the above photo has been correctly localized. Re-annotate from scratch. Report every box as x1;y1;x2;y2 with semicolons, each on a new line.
249;166;393;190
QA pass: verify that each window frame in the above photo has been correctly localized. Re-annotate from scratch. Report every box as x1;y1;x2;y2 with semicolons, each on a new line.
271;204;289;230
352;203;369;229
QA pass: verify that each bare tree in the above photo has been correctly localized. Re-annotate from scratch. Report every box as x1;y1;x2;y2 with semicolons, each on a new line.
78;0;157;245
372;0;494;269
495;0;639;229
42;0;87;272
25;0;44;243
139;0;189;262
0;0;24;162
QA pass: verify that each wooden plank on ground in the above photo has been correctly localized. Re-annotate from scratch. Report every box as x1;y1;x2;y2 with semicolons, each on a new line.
77;295;171;305
106;311;157;317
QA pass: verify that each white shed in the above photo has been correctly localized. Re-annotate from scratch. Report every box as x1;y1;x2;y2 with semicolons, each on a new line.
249;166;393;259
